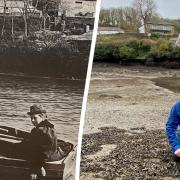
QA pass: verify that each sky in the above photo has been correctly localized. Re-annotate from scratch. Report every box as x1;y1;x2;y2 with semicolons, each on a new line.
101;0;180;19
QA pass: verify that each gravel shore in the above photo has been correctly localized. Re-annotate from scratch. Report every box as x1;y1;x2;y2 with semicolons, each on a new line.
81;63;180;179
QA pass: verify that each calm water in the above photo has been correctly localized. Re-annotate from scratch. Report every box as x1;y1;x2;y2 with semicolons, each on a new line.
153;77;180;93
0;74;85;144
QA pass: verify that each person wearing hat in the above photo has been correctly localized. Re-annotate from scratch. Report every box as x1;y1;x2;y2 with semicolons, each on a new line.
15;104;64;179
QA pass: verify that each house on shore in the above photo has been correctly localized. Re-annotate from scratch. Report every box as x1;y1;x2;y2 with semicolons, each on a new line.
0;0;41;17
146;20;174;35
57;0;96;32
98;26;125;35
59;0;96;18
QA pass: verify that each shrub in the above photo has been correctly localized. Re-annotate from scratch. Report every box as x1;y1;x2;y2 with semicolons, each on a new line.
114;45;136;60
94;44;115;61
126;40;140;51
148;40;173;60
0;36;88;78
139;40;151;52
124;40;151;60
95;35;180;64
171;46;180;60
150;33;161;40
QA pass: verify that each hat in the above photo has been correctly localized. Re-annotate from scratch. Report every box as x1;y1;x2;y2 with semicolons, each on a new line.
27;104;46;115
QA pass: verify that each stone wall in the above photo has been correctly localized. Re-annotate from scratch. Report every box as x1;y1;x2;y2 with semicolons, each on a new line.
74;1;96;17
66;17;95;30
60;0;75;17
60;0;96;18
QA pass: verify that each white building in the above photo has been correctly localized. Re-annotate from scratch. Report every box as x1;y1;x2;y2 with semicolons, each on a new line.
59;0;96;18
0;0;41;17
98;27;124;35
146;21;174;35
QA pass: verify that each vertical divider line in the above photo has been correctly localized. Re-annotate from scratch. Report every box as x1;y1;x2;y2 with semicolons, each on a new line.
75;0;102;179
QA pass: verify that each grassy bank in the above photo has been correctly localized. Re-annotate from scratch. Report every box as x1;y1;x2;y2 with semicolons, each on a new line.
95;34;180;68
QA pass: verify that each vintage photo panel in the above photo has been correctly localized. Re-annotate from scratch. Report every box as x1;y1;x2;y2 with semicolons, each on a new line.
0;0;97;179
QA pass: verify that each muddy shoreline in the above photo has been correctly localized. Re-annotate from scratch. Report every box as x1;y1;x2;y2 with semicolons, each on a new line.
81;63;180;179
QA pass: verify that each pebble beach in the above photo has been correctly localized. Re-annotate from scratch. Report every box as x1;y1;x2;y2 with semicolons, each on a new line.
80;63;180;179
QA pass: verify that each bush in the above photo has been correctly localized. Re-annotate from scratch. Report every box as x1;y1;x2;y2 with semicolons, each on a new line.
171;46;180;61
148;40;173;60
126;40;151;59
95;35;180;65
0;36;89;79
126;40;140;51
150;33;161;40
94;44;115;61
114;45;136;60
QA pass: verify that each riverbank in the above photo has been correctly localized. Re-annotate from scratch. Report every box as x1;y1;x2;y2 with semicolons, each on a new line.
0;35;91;79
81;63;180;179
94;34;180;67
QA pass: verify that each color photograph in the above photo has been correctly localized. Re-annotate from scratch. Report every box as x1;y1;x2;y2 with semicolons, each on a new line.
0;0;97;180
80;0;180;179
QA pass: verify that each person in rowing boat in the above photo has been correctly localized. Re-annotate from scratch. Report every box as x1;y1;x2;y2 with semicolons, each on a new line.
16;104;65;179
166;101;180;162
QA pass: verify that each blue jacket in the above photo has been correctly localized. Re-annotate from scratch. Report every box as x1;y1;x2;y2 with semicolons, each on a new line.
166;101;180;152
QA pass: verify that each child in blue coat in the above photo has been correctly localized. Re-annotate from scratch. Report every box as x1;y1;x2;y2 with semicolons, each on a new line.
166;101;180;161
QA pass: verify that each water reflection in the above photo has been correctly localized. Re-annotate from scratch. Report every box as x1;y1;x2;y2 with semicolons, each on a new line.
0;74;85;144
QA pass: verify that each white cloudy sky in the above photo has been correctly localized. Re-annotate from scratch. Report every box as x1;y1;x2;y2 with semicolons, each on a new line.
101;0;180;19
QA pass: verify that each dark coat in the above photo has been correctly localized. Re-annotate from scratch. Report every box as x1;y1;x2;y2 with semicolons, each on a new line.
166;101;180;152
18;120;63;172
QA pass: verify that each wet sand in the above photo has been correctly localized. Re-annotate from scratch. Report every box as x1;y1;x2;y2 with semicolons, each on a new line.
81;63;180;179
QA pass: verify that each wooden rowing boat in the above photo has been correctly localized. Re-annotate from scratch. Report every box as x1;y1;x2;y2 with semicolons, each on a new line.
0;125;74;180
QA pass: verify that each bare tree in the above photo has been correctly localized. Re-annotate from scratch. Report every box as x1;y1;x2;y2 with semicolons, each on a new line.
11;7;14;42
1;0;7;38
133;0;157;33
32;0;60;32
16;0;30;39
23;0;28;39
99;7;141;32
122;7;141;32
14;0;35;39
99;8;111;26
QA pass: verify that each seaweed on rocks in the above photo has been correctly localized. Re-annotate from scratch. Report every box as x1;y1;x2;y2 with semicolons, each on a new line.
81;127;180;179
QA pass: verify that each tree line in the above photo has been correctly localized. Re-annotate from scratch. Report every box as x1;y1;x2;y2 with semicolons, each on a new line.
99;7;141;32
0;0;62;41
99;0;180;34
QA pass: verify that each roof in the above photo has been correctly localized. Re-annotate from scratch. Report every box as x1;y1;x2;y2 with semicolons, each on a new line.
98;26;124;32
147;20;174;26
0;0;24;8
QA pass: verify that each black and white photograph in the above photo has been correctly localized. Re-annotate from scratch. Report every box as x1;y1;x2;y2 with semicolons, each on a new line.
0;0;97;179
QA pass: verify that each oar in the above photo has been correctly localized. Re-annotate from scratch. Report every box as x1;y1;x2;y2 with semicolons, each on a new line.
0;133;23;141
0;128;9;133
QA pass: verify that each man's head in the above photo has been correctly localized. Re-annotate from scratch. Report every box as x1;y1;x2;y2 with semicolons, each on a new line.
27;104;47;126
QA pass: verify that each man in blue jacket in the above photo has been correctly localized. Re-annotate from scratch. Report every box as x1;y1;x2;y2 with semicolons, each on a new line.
166;101;180;161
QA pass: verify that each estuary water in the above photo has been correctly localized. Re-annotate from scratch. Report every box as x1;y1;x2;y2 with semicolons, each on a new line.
0;74;85;144
153;77;180;93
